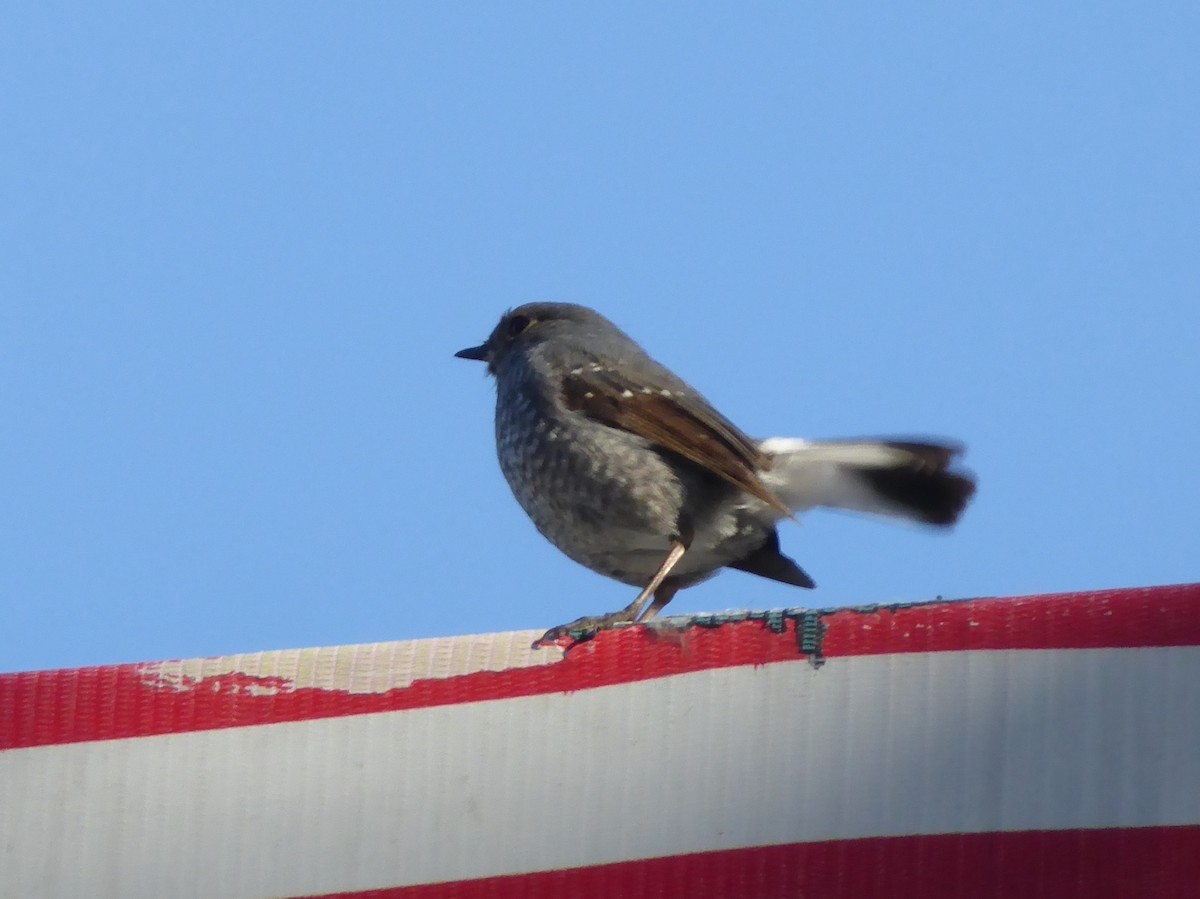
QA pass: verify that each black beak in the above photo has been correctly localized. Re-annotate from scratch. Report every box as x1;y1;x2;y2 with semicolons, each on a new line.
455;344;488;361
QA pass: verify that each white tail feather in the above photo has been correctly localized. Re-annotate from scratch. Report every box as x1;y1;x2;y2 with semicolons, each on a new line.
758;437;973;524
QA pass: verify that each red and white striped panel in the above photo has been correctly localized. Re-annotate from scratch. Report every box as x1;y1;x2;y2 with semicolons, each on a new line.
3;584;1199;899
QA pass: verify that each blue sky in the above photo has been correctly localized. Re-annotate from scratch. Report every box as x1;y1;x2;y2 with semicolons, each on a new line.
3;3;1197;672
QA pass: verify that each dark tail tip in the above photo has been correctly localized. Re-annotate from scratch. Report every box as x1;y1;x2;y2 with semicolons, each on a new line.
858;442;977;526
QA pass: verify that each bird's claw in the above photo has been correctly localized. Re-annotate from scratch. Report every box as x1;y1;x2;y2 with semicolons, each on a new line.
532;611;635;648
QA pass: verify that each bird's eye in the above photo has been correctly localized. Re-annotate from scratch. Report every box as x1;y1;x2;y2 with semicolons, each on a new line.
507;314;533;337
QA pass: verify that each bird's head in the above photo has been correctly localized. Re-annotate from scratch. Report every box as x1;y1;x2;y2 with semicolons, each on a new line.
455;302;614;376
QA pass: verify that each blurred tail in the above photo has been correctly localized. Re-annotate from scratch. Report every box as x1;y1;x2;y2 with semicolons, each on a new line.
758;438;976;526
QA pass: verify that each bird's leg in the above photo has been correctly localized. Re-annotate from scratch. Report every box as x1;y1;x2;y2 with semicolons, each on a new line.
533;537;689;646
616;539;688;623
635;582;680;623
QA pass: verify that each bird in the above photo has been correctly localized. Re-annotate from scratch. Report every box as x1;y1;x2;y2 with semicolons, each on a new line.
455;302;975;645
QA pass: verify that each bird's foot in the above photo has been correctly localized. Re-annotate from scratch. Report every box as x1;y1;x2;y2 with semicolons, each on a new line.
532;609;636;648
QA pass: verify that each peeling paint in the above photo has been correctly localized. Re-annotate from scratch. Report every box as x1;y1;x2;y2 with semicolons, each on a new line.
135;596;978;696
137;630;564;696
557;606;833;668
690;607;821;664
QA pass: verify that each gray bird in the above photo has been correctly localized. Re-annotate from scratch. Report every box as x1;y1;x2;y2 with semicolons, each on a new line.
456;303;975;644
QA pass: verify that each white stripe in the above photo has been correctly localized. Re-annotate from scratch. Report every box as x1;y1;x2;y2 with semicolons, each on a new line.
2;647;1198;899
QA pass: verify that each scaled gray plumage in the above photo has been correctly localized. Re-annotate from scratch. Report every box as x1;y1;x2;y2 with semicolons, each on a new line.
456;303;975;644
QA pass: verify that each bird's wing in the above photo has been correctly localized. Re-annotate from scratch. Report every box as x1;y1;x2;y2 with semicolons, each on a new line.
560;364;791;516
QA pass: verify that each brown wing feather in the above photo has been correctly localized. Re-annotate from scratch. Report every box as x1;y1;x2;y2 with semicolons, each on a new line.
561;367;791;516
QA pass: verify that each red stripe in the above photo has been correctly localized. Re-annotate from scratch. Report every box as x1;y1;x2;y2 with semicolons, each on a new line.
304;826;1200;899
2;584;1197;750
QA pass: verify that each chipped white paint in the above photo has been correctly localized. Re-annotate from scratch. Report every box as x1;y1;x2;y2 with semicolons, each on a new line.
138;630;561;696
